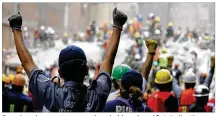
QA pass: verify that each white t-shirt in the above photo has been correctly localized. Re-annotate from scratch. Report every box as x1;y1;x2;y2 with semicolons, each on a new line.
107;90;120;102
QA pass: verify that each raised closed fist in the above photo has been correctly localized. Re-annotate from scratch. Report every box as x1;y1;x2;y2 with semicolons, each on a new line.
8;12;22;31
211;56;215;68
113;7;128;30
167;56;174;67
146;39;158;55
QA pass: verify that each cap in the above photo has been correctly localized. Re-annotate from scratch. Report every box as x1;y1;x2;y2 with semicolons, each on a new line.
59;45;87;68
121;70;143;91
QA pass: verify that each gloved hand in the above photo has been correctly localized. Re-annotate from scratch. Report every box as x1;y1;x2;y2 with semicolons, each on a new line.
8;12;22;31
146;39;157;55
146;83;151;91
113;7;127;30
167;56;174;67
211;56;215;68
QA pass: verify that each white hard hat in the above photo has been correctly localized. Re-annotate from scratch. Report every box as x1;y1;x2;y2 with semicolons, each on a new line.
51;29;55;34
155;29;161;35
46;29;49;34
23;27;28;31
149;13;154;18
183;70;196;83
194;85;209;97
40;26;45;30
79;32;85;38
143;31;149;38
135;54;141;60
48;27;52;31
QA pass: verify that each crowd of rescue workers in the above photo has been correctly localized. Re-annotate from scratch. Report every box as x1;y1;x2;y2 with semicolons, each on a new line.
2;7;215;112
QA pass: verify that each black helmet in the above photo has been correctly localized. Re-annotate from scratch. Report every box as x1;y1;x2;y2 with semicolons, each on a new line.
193;85;209;97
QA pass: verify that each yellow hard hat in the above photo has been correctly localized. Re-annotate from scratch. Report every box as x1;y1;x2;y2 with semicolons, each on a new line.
12;74;25;86
134;32;140;38
155;69;173;84
16;65;23;74
2;74;10;84
128;20;133;25
8;74;15;82
63;32;68;38
168;22;173;27
162;48;167;53
204;36;210;40
2;74;6;80
155;16;160;22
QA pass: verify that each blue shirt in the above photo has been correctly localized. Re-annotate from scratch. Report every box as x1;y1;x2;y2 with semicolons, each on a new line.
103;98;152;112
29;68;111;112
104;99;132;112
3;91;34;112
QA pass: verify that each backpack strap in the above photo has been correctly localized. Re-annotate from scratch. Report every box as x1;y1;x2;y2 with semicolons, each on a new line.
51;76;61;87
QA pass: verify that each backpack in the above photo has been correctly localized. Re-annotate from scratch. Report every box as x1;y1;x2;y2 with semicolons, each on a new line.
147;91;175;112
178;89;196;112
116;97;146;112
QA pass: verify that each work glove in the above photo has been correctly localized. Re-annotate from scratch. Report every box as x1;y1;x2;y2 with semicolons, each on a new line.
167;56;174;67
211;56;215;68
146;39;157;55
146;83;151;91
8;12;22;31
113;7;127;30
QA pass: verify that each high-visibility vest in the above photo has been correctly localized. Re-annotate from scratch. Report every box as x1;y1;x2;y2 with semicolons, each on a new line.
158;55;168;68
178;88;196;112
147;91;176;112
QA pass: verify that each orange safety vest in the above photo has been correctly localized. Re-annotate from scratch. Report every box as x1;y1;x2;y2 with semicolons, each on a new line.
178;88;196;112
147;91;175;112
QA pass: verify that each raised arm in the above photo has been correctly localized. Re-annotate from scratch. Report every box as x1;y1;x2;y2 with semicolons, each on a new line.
141;39;157;81
167;56;174;70
203;56;215;87
8;13;37;77
99;8;127;75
